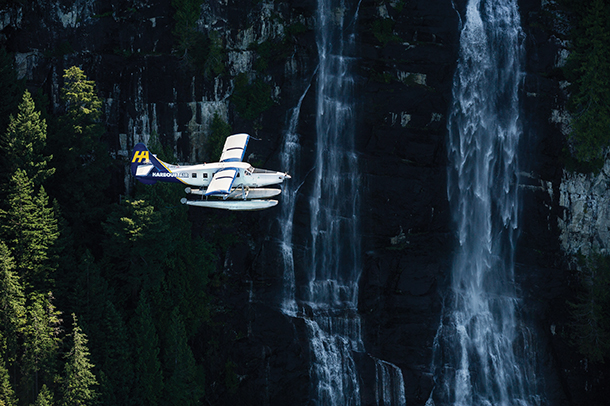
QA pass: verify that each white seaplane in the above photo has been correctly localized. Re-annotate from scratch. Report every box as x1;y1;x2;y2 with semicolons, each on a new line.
130;133;290;210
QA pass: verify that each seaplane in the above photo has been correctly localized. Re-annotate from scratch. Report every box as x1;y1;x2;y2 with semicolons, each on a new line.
130;133;290;210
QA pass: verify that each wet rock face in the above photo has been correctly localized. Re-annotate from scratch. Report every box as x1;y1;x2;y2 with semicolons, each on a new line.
356;0;458;403
558;165;610;257
3;0;609;404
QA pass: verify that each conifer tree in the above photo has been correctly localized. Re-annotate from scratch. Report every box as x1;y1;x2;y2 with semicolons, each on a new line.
132;292;164;406
34;384;53;406
67;250;113;333
97;300;133;406
0;241;26;366
60;314;98;406
0;169;58;289
102;199;168;302
163;307;203;406
565;0;610;165
47;66;110;250
0;89;54;188
22;292;61;403
0;352;17;406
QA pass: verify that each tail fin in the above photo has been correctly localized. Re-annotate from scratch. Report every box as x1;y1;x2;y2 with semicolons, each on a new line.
131;143;150;172
130;143;182;185
129;143;154;184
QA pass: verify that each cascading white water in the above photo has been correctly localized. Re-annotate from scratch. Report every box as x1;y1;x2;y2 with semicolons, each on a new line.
428;1;540;405
303;0;363;403
277;0;378;404
374;358;407;406
279;77;313;317
278;1;407;404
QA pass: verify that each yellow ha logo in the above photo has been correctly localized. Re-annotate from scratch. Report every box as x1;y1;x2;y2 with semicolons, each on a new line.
132;150;149;163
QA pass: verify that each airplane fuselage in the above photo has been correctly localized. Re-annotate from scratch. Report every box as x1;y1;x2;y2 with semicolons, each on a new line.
135;160;289;189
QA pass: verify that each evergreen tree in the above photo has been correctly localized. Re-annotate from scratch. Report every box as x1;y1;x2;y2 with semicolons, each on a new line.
163;307;202;406
101;199;168;303
131;154;213;336
22;292;61;404
0;169;58;289
565;0;610;166
96;300;132;406
568;252;610;362
0;48;25;137
0;241;26;366
0;352;17;406
34;384;54;406
132;292;164;406
46;66;110;250
60;314;98;406
0;89;54;188
68;251;109;323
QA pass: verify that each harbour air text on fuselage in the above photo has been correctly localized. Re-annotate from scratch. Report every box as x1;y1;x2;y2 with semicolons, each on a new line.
130;133;290;210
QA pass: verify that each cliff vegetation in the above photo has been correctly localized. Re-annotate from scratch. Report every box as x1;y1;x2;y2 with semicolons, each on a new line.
0;58;227;406
562;0;610;171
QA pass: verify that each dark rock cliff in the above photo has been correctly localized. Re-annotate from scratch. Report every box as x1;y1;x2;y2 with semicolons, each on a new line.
2;0;609;404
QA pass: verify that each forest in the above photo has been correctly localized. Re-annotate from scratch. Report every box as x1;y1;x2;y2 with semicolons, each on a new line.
0;58;224;405
0;0;609;405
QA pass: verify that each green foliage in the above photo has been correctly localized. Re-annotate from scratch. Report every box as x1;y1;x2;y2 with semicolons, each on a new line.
0;241;26;365
47;66;111;249
285;22;307;37
0;48;223;406
0;169;58;289
93;300;132;406
252;39;291;72
163;307;203;405
224;360;239;395
172;0;226;77
370;69;394;84
204;31;226;77
34;384;54;406
45;41;74;59
101;199;168;300
172;0;203;40
0;354;17;406
568;252;610;362
371;18;402;46
61;314;98;406
61;67;102;123
230;73;275;121
563;0;610;168
22;292;61;404
0;89;55;187
132;292;164;406
206;113;232;162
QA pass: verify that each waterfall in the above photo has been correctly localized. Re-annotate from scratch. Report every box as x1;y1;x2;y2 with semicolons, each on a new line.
302;0;364;402
279;76;313;317
278;0;408;403
429;0;540;405
374;358;407;406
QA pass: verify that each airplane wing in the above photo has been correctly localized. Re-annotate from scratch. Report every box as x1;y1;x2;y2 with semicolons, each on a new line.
205;168;238;195
219;133;250;162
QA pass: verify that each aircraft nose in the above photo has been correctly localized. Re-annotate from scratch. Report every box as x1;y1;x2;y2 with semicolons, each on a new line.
284;173;291;179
